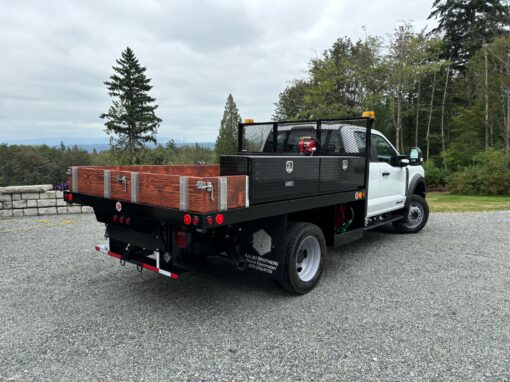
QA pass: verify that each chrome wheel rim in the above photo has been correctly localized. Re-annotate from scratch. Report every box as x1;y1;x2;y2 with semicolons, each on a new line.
296;236;321;282
406;203;424;228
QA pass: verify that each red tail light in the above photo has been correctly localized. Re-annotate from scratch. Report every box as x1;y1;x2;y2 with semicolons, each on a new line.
215;214;224;225
176;231;188;249
192;216;199;226
183;214;192;225
206;216;213;225
67;193;73;202
112;215;118;223
119;216;125;225
125;217;131;226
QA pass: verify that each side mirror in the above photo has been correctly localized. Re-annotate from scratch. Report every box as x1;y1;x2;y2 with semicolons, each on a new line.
397;155;410;167
409;147;423;166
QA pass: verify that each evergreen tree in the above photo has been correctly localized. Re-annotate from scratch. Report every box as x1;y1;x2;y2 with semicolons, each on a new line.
428;0;509;71
100;47;162;164
215;94;241;161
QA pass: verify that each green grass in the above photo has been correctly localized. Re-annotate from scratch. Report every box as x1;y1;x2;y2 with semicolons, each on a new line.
427;192;510;212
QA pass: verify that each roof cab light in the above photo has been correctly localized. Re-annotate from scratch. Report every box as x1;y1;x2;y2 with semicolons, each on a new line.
183;214;192;225
215;214;224;225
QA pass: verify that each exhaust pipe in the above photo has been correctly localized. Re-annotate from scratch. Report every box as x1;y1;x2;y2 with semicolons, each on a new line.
227;248;247;271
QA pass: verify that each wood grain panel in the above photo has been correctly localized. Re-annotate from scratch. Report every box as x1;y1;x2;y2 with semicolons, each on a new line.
76;168;104;197
226;175;247;209
138;173;181;209
170;165;219;177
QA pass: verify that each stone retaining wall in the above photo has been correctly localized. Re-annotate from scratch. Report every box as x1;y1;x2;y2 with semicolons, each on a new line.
0;185;93;217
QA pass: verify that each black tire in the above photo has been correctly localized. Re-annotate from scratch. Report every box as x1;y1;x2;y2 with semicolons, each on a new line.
393;194;429;233
280;222;326;294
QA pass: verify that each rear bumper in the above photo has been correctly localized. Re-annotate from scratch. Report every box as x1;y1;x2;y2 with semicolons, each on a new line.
95;244;180;280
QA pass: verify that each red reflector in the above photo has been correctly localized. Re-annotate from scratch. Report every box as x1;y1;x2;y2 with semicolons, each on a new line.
183;214;192;225
67;193;73;202
206;216;213;225
215;214;224;225
192;216;199;226
112;215;118;223
176;231;187;249
119;216;125;225
125;217;131;226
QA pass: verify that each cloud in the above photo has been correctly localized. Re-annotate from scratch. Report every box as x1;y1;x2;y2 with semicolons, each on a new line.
0;0;435;143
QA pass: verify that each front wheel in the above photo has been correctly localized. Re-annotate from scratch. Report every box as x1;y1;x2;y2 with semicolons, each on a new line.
393;194;429;233
280;222;326;294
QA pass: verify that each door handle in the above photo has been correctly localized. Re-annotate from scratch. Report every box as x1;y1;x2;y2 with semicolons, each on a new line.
382;172;390;176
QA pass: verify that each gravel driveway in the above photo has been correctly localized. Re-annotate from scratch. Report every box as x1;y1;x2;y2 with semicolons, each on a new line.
0;212;509;381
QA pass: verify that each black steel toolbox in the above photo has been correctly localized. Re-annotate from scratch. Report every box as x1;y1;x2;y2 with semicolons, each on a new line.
220;155;365;205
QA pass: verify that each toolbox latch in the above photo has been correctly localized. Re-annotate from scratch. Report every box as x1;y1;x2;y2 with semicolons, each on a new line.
196;180;214;201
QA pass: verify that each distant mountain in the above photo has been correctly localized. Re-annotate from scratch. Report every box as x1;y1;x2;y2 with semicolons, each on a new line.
0;137;216;152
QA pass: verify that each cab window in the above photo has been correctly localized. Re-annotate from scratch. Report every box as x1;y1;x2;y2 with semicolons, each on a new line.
372;134;398;165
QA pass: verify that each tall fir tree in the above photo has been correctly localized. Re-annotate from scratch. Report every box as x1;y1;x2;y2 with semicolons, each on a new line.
215;94;241;161
100;47;162;164
428;0;509;72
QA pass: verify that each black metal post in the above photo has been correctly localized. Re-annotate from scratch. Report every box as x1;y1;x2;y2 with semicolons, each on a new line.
238;123;244;152
316;120;322;154
272;122;278;152
363;117;373;224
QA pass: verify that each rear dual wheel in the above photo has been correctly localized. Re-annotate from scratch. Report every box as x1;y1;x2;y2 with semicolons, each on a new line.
279;222;326;294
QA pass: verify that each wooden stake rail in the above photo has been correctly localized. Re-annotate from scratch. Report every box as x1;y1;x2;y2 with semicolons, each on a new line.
69;165;248;213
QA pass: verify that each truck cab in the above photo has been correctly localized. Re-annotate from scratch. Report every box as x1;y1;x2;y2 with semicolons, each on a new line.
367;129;425;221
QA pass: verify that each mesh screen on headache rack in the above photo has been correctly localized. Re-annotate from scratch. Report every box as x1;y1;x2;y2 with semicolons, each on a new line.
238;118;370;155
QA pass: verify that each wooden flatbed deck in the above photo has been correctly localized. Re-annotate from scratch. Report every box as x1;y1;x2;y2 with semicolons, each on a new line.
69;165;248;213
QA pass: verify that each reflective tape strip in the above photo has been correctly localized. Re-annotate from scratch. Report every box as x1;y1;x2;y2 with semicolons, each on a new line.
71;167;79;192
131;172;139;203
179;176;188;211
245;176;250;208
104;170;111;198
219;177;227;211
95;245;179;280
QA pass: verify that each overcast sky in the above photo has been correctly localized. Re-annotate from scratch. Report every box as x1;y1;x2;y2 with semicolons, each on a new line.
0;0;436;144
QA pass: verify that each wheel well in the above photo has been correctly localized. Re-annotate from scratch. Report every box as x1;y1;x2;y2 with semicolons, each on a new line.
414;181;426;198
289;206;334;246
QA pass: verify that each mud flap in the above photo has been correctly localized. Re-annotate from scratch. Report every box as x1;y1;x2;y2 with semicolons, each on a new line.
238;214;287;281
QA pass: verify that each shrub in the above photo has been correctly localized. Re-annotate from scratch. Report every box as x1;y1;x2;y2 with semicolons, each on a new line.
448;149;510;194
423;161;449;189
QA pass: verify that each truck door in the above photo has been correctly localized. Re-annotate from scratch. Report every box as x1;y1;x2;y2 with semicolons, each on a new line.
368;134;406;215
